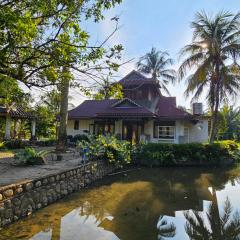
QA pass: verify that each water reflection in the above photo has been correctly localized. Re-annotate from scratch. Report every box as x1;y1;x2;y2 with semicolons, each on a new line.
157;216;176;239
184;198;240;240
1;167;240;240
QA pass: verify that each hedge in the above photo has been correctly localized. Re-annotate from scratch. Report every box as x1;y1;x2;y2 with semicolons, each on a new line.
135;140;240;167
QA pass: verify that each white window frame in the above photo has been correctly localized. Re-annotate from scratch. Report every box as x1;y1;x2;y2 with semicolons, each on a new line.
157;126;175;140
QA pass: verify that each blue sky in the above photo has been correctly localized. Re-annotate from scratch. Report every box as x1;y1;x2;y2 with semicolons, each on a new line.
71;0;240;109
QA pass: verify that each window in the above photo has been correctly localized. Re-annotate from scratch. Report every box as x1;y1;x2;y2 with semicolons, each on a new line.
74;120;79;130
157;126;175;139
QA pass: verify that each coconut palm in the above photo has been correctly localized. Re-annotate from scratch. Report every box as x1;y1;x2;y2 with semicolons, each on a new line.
184;198;240;240
178;11;240;142
137;47;176;95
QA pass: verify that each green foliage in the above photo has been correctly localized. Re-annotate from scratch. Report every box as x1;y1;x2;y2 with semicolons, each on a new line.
79;135;132;167
0;0;123;88
137;47;176;95
93;76;123;100
14;147;49;165
72;134;90;143
35;139;56;147
217;105;240;141
0;142;5;150
178;11;240;141
35;106;56;138
135;141;240;167
4;140;25;149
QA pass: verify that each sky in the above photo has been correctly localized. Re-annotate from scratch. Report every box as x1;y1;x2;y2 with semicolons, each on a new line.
31;0;240;110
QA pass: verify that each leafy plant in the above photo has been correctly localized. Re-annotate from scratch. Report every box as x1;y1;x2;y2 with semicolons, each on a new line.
78;134;132;167
73;134;90;144
136;140;240;167
14;148;49;165
4;140;25;149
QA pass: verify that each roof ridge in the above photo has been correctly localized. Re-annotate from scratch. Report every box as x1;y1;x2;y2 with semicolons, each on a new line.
119;70;149;82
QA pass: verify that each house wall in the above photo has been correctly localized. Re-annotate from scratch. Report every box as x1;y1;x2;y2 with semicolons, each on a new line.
188;120;208;143
67;118;208;143
67;119;93;136
143;119;208;144
144;120;154;141
115;120;123;138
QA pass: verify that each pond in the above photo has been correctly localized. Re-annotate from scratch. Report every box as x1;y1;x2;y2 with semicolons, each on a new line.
1;166;240;240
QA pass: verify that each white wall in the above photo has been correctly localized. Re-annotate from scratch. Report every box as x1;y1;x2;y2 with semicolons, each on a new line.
115;120;122;138
144;120;154;141
67;119;93;136
144;119;208;144
189;120;208;143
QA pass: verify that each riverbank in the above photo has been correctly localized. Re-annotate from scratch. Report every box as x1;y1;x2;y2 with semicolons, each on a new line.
0;160;116;228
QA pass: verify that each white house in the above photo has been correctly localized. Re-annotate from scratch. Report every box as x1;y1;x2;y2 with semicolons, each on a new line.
67;71;208;144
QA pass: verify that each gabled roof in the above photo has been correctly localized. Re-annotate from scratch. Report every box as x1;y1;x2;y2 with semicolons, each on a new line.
118;70;159;89
0;106;36;119
68;98;155;119
68;99;118;119
112;98;142;108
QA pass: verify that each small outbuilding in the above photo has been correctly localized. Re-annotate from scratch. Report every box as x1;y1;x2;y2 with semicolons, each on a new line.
0;105;36;140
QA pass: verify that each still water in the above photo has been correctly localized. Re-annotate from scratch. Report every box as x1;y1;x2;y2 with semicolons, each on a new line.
1;166;240;240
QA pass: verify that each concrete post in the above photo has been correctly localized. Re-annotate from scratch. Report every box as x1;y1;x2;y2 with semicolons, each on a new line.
5;114;11;140
31;119;36;139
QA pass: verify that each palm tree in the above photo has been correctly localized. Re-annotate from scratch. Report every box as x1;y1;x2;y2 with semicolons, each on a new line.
184;198;240;240
218;105;240;140
137;47;176;95
179;11;240;142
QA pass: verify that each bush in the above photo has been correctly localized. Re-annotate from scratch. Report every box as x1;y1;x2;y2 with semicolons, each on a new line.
135;140;240;167
73;134;90;143
4;139;25;149
14;147;49;165
36;139;56;147
79;134;132;167
0;142;5;150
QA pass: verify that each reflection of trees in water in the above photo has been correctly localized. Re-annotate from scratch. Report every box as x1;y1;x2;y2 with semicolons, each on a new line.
157;216;176;240
184;198;240;240
157;198;240;240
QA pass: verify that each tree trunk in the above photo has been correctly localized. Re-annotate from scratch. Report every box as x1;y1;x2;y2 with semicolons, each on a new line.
210;64;221;143
56;69;70;152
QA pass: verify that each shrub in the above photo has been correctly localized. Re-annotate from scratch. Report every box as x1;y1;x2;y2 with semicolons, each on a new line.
73;134;90;143
14;147;49;165
4;139;25;149
135;140;240;167
78;134;132;167
0;142;5;150
36;139;56;147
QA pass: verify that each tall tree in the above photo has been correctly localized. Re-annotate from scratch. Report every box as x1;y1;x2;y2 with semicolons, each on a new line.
93;76;123;100
0;0;124;150
179;11;240;142
137;47;176;95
